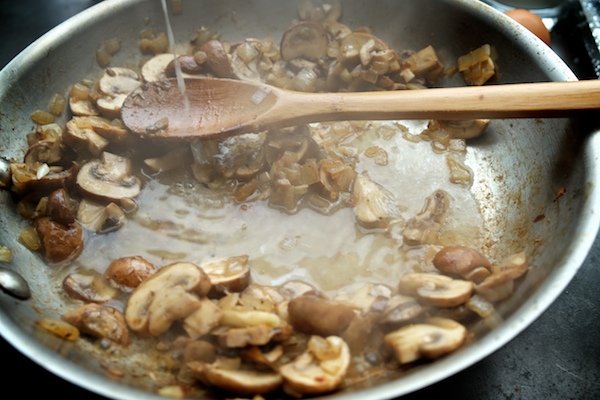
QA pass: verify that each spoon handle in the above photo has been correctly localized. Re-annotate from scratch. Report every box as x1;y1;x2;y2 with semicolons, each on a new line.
274;80;600;123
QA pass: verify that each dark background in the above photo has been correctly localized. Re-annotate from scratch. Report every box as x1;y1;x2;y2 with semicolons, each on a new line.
1;0;599;399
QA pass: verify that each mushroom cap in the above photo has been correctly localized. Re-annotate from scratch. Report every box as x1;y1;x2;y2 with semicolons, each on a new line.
200;40;235;78
62;303;129;346
399;273;474;308
187;361;283;395
76;152;142;203
280;335;350;395
433;246;492;276
124;262;211;335
200;255;251;296
288;295;356;336
105;256;156;289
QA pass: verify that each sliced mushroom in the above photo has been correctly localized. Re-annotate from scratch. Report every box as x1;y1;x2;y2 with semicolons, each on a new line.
280;335;350;395
475;251;529;302
141;53;176;82
76;152;142;204
199;255;251;296
281;21;329;61
384;316;467;364
95;67;142;119
33;217;83;263
24;141;63;167
380;294;427;325
288;294;355;336
63;273;118;303
433;245;492;283
64;118;109;157
77;198;127;233
97;67;141;97
352;174;399;229
125;262;211;336
68;116;135;146
402;190;450;246
69;82;98;116
218;324;293;348
62;303;129;346
438;119;490;140
10;162;77;197
104;255;156;289
183;297;223;339
399;273;474;308
188;360;283;395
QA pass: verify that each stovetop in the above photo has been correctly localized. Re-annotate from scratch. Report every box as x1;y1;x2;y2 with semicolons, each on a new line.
1;1;599;399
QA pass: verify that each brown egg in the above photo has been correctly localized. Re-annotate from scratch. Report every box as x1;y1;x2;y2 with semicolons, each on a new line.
504;9;551;46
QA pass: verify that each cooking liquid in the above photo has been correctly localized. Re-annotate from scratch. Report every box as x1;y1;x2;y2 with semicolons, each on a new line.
71;120;485;301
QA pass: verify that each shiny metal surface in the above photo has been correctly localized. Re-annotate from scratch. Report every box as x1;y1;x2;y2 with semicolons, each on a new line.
0;267;31;300
0;0;599;399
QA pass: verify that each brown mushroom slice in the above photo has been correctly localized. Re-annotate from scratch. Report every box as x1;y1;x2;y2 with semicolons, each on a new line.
200;255;251;296
97;67;141;96
104;255;156;289
68;116;134;146
95;95;129;120
280;335;350;395
188;361;283;395
281;21;328;61
399;273;474;308
288;295;355;336
141;53;175;83
24;141;63;166
77;198;126;233
69;82;99;117
218;324;293;348
125;262;211;336
384;316;467;364
10;162;77;197
339;32;389;65
183;297;223;339
200;40;235;78
33;217;83;263
95;67;142;119
62;303;129;346
63;273;118;303
402;190;450;246
76;152;142;204
64;118;109;157
433;245;492;283
475;251;529;302
381;294;427;325
352;174;399;229
230;40;263;82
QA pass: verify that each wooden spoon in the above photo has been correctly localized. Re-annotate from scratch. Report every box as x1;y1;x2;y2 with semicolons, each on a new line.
121;77;600;140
